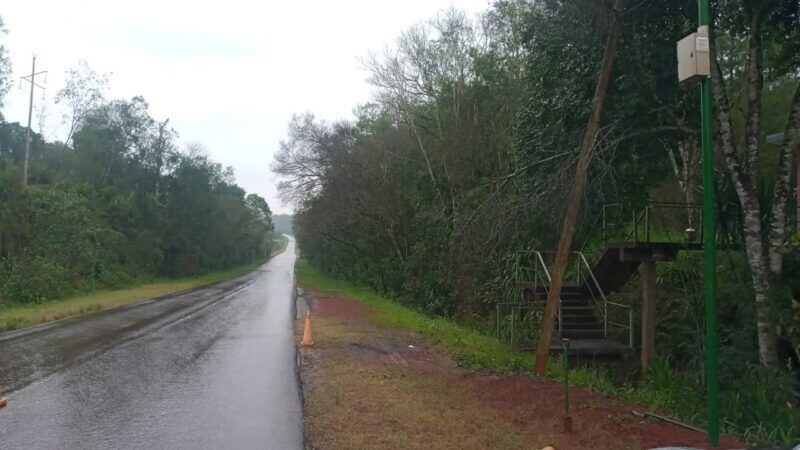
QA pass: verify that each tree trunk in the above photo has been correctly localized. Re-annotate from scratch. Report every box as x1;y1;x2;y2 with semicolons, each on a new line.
749;228;779;367
407;113;444;207
769;83;800;275
667;138;701;231
711;19;780;367
532;0;622;375
744;7;764;189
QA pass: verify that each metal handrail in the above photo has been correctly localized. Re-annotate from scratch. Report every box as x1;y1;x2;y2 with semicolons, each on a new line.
497;250;559;343
576;251;633;348
496;301;543;340
579;209;606;252
514;251;561;340
532;251;561;340
508;250;634;349
534;251;552;282
606;300;629;307
603;202;705;245
576;251;607;313
605;303;635;349
510;304;544;348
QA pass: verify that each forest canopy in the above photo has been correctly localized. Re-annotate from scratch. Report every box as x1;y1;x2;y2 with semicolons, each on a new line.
275;0;800;443
0;56;276;303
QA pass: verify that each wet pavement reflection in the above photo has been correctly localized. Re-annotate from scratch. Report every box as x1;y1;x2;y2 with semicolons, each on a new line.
0;239;302;449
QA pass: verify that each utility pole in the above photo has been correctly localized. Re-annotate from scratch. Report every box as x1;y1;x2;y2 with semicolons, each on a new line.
532;0;623;376
20;55;47;191
677;1;717;444
697;0;718;446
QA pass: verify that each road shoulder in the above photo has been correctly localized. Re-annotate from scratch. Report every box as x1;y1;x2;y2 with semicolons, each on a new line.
295;286;745;450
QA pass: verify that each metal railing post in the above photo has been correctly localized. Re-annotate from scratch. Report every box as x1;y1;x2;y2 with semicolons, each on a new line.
645;205;650;242
632;211;638;244
534;257;538;300
558;303;563;340
629;308;634;349
511;307;516;349
496;304;501;340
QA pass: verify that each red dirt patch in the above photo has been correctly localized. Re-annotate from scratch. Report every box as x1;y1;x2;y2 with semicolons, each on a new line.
300;289;746;450
309;291;367;320
468;374;744;450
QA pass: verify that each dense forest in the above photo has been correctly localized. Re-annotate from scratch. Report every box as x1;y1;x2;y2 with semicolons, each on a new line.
0;20;275;304
275;0;800;444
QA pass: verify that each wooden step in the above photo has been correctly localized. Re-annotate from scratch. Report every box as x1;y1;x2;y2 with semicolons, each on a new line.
561;312;599;321
562;315;601;324
561;321;603;330
561;329;605;339
560;311;597;318
562;314;602;322
547;338;629;357
559;305;597;311
560;300;593;307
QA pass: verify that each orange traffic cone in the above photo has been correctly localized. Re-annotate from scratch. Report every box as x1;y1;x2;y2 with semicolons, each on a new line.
300;311;314;347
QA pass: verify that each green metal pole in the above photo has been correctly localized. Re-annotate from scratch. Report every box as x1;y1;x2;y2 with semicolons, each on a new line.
698;0;719;446
563;339;569;416
562;338;573;432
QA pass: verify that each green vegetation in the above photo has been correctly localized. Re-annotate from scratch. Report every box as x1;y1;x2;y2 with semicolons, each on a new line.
272;214;294;236
297;261;798;445
271;234;290;256
280;2;799;446
298;260;531;374
0;259;267;332
0;37;277;306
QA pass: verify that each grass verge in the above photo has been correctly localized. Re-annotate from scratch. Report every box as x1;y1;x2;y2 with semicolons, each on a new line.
300;315;553;449
296;261;619;385
272;234;290;256
297;261;533;373
0;259;268;332
296;261;784;446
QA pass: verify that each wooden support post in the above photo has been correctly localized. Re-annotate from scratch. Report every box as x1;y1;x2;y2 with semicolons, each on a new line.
531;0;624;375
641;260;656;374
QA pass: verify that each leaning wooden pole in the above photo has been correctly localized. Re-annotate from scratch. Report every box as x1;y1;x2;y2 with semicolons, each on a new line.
533;1;623;375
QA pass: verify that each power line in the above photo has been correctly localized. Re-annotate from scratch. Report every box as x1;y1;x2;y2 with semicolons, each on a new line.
19;55;47;190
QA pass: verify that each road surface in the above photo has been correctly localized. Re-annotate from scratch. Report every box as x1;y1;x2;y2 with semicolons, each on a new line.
0;239;302;449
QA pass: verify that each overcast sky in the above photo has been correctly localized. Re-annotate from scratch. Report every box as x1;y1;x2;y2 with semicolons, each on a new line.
1;0;489;214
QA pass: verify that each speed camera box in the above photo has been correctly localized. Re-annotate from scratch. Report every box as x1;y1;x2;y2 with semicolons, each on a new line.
677;28;711;84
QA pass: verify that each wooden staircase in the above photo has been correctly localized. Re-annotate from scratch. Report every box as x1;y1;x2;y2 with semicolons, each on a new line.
500;202;710;361
520;285;605;340
511;243;698;358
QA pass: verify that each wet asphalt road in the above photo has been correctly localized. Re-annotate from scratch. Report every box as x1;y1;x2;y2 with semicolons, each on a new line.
0;239;302;449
